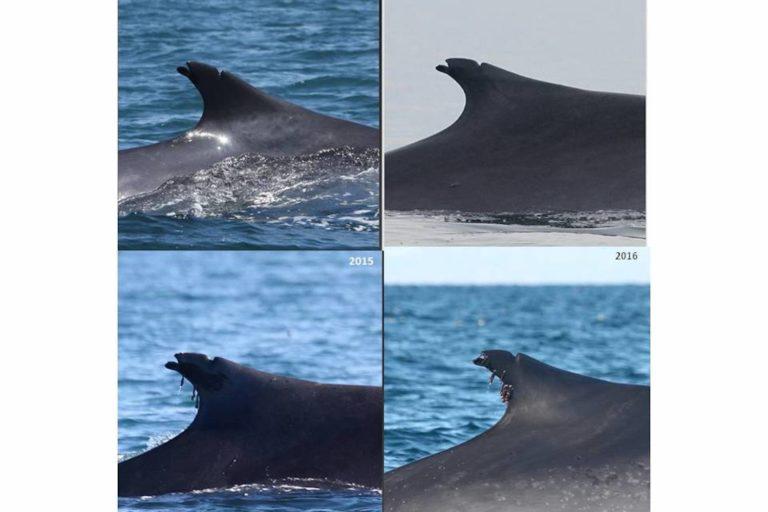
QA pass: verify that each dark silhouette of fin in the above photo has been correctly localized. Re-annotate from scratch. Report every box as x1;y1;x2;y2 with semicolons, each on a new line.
435;58;636;122
176;61;293;123
119;61;379;198
474;351;645;421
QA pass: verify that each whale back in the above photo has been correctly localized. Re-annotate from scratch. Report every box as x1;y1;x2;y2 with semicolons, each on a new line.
118;356;383;497
385;58;646;213
384;352;650;512
189;357;382;435
118;62;379;198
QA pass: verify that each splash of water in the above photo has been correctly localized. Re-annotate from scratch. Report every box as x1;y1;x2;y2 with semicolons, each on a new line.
118;148;380;229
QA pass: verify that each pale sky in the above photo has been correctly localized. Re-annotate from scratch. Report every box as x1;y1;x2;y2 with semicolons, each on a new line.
384;0;646;150
385;248;649;285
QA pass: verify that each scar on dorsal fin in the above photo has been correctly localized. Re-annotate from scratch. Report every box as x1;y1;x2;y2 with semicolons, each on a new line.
176;61;290;123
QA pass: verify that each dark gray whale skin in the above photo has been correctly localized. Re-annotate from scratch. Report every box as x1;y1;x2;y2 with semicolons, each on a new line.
118;353;383;497
118;62;379;198
384;351;650;512
385;59;645;213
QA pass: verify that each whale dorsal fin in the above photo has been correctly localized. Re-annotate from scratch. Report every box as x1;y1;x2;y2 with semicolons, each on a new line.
476;351;647;423
177;61;293;124
437;59;557;93
436;58;582;114
435;58;645;126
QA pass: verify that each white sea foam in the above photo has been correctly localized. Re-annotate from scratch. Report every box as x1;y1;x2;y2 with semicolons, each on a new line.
384;211;645;247
118;147;380;233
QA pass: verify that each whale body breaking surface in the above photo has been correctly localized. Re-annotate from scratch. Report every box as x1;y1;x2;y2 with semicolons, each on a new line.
385;58;645;214
384;350;650;512
118;62;379;200
118;353;383;497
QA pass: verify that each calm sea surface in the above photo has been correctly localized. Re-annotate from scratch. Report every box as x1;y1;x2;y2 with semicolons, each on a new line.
119;251;382;511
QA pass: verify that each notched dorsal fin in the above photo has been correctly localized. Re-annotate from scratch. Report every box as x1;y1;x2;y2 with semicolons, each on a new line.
478;350;644;417
436;58;489;99
436;58;581;108
177;61;287;123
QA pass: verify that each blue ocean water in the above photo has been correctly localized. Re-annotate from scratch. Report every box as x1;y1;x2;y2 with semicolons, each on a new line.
384;285;650;471
118;0;380;249
119;251;382;511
